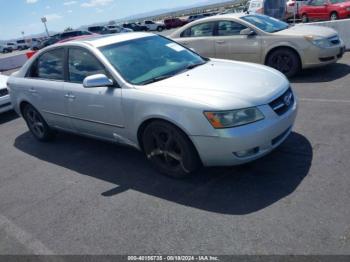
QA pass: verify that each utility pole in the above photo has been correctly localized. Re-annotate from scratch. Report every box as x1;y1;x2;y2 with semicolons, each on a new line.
41;17;50;37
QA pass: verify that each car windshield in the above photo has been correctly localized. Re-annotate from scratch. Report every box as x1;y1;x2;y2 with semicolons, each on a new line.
241;14;289;33
99;35;207;85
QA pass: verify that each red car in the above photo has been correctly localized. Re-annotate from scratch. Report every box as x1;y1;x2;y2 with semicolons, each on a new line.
300;0;350;22
163;18;188;29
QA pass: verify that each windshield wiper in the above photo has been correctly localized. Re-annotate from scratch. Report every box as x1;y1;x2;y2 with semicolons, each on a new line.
186;61;207;70
138;74;174;85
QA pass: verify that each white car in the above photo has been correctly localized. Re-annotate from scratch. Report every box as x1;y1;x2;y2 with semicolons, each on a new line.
0;74;12;113
6;42;18;51
141;20;165;32
0;44;13;53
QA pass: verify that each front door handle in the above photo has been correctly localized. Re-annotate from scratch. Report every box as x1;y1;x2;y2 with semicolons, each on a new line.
216;40;226;44
182;42;189;45
64;94;76;100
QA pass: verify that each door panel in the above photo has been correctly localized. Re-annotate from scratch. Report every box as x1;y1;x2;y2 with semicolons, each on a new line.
65;47;124;139
215;21;262;63
176;22;216;58
64;83;123;139
25;48;69;129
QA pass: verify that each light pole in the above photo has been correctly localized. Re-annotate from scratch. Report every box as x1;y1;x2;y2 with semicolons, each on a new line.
41;17;50;37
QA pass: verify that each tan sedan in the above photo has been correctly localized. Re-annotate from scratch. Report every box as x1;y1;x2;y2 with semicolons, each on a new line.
170;13;345;77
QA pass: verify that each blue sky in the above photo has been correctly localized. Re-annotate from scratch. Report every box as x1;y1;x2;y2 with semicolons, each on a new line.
0;0;209;40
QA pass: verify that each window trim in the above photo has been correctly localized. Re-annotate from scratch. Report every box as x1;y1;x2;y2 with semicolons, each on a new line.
66;46;120;88
180;21;216;38
25;47;66;82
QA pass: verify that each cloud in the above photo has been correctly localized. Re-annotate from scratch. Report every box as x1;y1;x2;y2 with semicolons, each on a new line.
81;0;113;8
44;13;63;21
67;10;73;13
63;1;77;6
26;0;38;3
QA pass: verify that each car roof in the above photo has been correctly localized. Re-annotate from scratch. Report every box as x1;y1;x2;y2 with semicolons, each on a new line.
61;32;155;48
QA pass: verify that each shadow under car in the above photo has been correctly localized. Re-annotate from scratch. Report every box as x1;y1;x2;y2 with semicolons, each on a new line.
14;131;312;215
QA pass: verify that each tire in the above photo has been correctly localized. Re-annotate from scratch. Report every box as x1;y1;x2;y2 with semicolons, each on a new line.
22;104;55;142
142;121;201;178
301;14;308;23
266;48;300;78
330;12;338;20
157;26;163;32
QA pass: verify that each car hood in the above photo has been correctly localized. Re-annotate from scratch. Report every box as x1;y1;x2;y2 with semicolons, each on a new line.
275;25;338;38
140;59;289;110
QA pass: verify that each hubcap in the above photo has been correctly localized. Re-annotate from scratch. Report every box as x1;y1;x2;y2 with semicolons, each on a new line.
331;14;337;20
271;54;293;74
26;108;45;138
147;128;186;172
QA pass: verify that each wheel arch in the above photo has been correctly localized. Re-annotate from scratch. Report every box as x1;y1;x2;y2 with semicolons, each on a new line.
264;45;302;68
136;117;199;155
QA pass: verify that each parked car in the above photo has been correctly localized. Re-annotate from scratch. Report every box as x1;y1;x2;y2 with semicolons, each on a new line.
6;42;17;51
300;0;350;22
60;30;94;41
16;40;29;50
164;18;188;29
141;20;165;32
187;14;212;22
0;44;13;53
286;0;308;19
88;26;109;34
37;35;60;49
123;23;148;32
8;33;297;178
0;74;12;114
106;25;133;33
30;39;42;50
170;13;345;77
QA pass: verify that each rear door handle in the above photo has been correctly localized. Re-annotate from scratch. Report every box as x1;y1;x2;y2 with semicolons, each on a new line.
216;40;226;44
182;42;189;45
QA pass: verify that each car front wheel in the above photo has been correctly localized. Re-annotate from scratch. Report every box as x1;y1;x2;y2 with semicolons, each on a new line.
142;121;201;178
301;14;308;23
23;104;55;142
330;12;338;20
266;48;300;78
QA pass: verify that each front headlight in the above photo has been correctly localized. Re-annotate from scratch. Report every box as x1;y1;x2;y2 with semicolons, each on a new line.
204;107;265;129
304;35;332;48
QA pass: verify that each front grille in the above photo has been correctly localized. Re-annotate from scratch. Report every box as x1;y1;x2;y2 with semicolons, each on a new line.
269;88;294;116
328;35;340;45
0;88;9;97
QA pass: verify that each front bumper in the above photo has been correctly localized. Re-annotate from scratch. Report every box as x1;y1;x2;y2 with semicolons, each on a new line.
0;94;13;114
302;42;346;69
191;98;298;167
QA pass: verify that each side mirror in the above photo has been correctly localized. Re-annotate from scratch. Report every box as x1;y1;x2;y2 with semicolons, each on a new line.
240;28;256;37
83;74;114;88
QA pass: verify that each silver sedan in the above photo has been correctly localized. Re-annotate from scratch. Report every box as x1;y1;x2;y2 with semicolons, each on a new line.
8;33;298;178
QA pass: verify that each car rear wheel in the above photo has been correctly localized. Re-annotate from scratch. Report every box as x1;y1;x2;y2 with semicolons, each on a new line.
157;26;164;32
301;14;308;23
330;12;338;20
266;48;300;78
142;121;201;178
23;104;55;142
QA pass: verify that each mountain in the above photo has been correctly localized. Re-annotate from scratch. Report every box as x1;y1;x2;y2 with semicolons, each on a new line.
117;0;235;21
